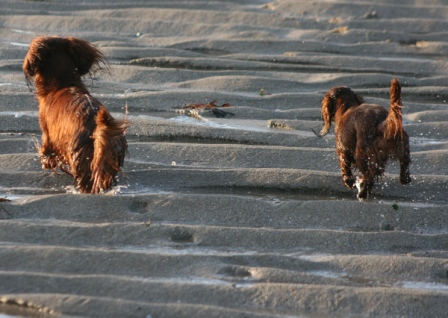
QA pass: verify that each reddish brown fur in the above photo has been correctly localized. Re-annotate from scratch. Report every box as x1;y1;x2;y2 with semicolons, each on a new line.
318;78;411;200
23;36;128;193
318;86;365;137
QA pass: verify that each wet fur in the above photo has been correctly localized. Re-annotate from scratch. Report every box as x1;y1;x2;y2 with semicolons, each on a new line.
23;36;127;193
318;78;411;200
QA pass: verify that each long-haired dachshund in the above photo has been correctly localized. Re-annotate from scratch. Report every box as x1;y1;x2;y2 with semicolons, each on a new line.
23;36;128;193
316;78;411;201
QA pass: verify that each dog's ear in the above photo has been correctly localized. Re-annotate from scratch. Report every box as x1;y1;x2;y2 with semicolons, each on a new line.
23;37;42;80
22;38;47;88
64;37;108;76
354;92;364;105
22;36;59;86
22;53;35;88
318;91;336;137
23;54;35;78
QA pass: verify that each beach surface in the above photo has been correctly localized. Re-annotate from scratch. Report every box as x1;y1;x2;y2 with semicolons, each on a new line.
1;0;448;317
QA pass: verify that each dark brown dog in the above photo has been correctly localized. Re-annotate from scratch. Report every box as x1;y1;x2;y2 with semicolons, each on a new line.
317;78;411;200
23;36;128;193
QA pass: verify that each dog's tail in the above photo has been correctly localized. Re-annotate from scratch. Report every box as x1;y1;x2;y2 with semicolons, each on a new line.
90;107;128;193
381;78;403;139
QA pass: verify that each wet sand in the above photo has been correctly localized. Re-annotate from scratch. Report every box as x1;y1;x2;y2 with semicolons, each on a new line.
1;0;448;317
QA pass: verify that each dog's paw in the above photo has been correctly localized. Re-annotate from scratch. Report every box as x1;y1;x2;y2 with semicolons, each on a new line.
400;172;412;185
355;176;363;192
343;175;355;189
355;176;367;201
40;156;56;170
357;191;367;202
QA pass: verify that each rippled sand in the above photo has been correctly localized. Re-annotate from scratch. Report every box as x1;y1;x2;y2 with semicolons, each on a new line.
1;1;448;317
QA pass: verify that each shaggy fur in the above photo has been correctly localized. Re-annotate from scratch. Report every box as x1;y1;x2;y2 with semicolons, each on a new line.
23;36;128;193
317;78;411;200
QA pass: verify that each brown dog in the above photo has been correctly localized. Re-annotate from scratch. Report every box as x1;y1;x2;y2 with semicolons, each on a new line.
317;78;411;200
23;36;128;193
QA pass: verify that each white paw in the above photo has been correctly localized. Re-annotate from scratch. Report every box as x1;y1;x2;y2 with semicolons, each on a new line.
355;176;364;200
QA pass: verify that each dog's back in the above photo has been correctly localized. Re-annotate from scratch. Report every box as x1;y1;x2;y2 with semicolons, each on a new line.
339;78;404;147
338;104;388;151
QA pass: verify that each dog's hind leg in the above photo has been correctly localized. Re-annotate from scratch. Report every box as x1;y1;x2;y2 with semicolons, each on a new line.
399;148;411;185
336;143;355;189
89;106;127;194
356;168;374;201
355;143;376;201
400;161;411;185
38;137;59;171
398;134;412;185
36;118;57;170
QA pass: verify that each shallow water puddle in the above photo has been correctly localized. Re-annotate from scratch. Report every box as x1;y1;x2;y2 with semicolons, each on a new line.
294;253;335;262
308;270;346;279
170;115;275;133
105;244;262;257
0;111;38;117
118;113;255;136
130;112;281;133
170;115;237;129
174;186;344;203
7;42;28;48
111;185;174;196
377;199;439;209
411;137;447;147
399;281;448;292
0;185;65;198
0;194;23;201
128;275;234;286
10;29;34;35
311;270;448;291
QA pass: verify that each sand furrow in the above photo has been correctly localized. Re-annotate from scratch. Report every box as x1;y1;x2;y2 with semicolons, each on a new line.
1;273;448;317
2;192;448;231
0;220;447;254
